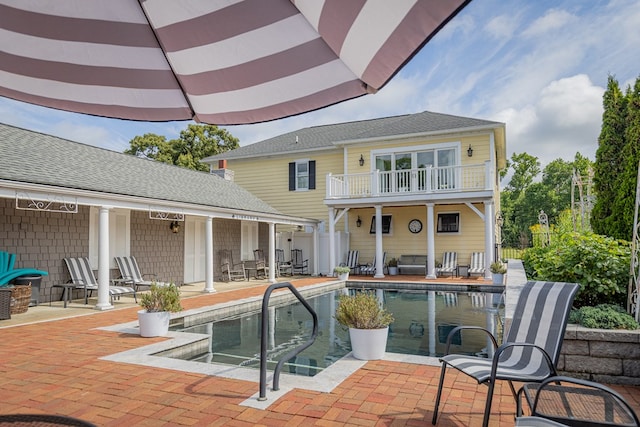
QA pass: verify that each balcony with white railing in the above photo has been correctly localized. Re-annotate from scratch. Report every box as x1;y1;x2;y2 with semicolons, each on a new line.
326;162;493;200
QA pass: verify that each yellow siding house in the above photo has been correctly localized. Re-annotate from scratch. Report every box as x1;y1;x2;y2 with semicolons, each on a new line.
203;111;506;279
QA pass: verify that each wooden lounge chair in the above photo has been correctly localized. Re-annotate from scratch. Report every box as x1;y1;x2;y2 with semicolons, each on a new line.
290;249;309;275
275;249;292;276
253;249;269;279
219;249;246;281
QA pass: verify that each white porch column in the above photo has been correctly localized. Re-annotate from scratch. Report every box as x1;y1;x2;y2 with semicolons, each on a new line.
426;203;436;279
204;216;215;293
268;222;276;283
313;225;319;276
374;205;384;278
328;208;336;274
96;206;113;310
484;201;495;280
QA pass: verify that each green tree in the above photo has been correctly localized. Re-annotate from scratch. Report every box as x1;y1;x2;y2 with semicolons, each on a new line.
124;124;239;172
505;152;540;194
500;153;594;248
592;75;629;237
610;77;640;241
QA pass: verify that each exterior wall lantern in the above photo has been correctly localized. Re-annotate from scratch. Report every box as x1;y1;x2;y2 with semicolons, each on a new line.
359;154;365;166
356;216;362;227
467;144;473;157
169;221;180;233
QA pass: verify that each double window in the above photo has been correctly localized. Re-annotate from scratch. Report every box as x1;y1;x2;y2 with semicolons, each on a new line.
289;160;316;191
374;145;457;193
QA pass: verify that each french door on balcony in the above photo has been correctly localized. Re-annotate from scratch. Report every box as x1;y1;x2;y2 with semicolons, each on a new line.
375;148;456;194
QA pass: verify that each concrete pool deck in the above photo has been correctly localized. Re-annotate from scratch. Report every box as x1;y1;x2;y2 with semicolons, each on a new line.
1;274;639;426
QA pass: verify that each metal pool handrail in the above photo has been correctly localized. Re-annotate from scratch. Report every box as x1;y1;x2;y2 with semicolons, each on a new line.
258;282;318;401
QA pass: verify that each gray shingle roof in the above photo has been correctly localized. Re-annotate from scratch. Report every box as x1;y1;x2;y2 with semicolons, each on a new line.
0;123;281;215
204;110;503;161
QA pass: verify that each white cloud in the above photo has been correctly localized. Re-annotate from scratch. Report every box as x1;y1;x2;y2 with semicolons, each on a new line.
496;74;604;167
522;9;576;38
486;14;519;39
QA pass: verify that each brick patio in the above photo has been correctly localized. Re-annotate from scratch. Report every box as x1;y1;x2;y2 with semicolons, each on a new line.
1;277;638;426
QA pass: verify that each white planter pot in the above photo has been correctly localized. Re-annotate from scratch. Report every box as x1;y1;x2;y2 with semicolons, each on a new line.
138;310;170;337
492;273;504;285
388;267;398;275
337;272;349;281
348;326;389;360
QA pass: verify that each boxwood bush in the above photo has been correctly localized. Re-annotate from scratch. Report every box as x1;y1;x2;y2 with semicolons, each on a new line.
569;304;639;330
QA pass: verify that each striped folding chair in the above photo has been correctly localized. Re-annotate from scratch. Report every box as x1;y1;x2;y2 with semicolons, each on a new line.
436;252;457;277
432;281;580;427
340;250;359;274
63;257;136;304
468;252;486;276
360;252;386;275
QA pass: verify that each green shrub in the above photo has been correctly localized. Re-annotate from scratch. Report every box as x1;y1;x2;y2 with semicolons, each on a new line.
140;282;182;313
523;231;630;307
569;304;639;330
335;290;394;329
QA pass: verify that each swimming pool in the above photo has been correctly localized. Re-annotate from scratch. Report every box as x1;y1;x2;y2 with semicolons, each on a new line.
171;285;504;377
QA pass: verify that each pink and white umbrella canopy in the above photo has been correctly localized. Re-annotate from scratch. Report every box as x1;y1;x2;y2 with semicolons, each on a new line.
0;0;471;125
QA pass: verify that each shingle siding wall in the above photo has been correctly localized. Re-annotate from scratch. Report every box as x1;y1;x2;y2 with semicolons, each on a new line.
213;218;242;281
130;211;185;285
0;198;89;302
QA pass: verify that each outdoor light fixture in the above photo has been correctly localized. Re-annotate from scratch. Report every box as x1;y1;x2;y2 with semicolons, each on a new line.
467;144;473;157
356;216;362;227
496;212;504;227
169;221;180;233
359;154;365;166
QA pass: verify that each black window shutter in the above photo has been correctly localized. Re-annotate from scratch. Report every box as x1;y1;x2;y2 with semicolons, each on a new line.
309;160;316;190
289;162;295;191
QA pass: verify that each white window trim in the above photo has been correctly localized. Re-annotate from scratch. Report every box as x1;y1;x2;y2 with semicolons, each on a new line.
370;141;461;169
295;159;310;191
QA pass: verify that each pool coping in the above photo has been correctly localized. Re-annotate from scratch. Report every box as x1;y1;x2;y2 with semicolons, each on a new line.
97;280;486;409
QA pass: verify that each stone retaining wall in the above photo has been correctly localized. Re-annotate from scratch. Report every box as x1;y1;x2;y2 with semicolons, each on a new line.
505;260;640;385
558;325;640;385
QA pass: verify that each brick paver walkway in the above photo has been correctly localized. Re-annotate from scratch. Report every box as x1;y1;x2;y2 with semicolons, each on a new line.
1;278;638;426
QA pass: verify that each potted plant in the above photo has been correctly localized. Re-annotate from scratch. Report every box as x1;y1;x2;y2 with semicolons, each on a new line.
490;261;507;285
138;282;183;337
387;258;398;275
335;289;394;360
333;266;351;280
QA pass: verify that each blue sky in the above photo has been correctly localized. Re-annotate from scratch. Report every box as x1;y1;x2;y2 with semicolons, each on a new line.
1;0;638;172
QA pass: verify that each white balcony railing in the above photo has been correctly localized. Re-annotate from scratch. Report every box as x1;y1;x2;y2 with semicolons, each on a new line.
326;163;493;199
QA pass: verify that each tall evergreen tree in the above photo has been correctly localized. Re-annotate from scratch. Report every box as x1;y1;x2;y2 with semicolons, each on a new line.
610;77;640;240
592;75;627;236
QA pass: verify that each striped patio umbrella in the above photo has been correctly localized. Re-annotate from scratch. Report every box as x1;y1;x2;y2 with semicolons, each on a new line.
0;0;471;125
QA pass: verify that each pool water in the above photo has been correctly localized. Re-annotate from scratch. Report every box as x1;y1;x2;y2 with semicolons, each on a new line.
174;288;504;377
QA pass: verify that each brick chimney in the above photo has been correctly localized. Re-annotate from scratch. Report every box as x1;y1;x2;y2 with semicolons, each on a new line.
211;159;234;181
